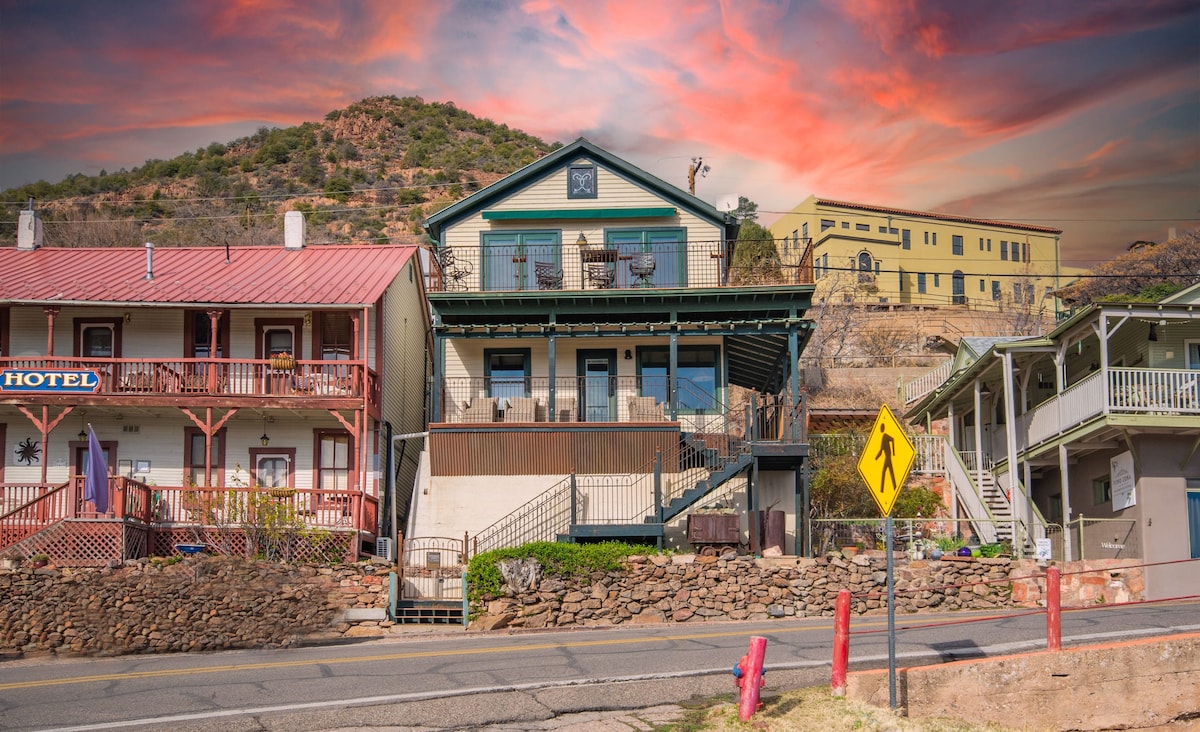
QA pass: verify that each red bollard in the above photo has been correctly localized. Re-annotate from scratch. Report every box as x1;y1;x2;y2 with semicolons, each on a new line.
831;588;851;696
1046;564;1061;651
733;636;767;721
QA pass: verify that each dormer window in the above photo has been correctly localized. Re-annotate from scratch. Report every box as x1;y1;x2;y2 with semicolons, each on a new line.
567;163;597;199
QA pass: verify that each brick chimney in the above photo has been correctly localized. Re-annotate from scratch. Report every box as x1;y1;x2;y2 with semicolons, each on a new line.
17;209;42;250
284;210;305;249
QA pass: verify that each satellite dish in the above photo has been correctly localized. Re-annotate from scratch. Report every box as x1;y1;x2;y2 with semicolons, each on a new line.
716;194;738;212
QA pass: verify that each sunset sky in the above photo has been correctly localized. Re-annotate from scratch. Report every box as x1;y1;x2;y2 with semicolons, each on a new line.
0;0;1196;266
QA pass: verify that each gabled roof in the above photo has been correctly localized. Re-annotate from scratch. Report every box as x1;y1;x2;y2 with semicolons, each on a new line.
0;244;419;307
423;138;737;242
815;198;1063;235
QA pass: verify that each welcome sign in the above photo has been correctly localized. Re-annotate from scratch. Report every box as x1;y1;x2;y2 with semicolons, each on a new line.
0;369;103;393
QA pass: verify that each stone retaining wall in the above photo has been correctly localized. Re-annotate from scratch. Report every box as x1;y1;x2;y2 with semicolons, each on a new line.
469;553;1144;631
0;555;392;659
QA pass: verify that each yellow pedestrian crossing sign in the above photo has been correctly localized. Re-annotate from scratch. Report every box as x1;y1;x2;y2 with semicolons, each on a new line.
856;404;915;517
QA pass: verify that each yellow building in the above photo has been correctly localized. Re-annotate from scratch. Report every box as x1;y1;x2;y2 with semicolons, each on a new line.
770;196;1069;313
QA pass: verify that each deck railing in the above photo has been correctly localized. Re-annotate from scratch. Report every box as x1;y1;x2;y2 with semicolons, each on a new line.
0;356;374;403
0;478;378;551
429;241;807;294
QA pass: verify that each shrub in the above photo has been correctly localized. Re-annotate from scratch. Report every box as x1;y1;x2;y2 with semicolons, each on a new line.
466;541;657;607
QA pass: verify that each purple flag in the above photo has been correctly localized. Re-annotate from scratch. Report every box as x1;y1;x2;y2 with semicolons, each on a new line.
84;425;109;514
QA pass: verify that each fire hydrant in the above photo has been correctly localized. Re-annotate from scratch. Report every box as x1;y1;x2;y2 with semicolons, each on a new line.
732;636;767;721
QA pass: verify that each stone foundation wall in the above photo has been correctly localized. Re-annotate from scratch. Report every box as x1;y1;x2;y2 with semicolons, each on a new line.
0;556;392;659
470;553;1144;631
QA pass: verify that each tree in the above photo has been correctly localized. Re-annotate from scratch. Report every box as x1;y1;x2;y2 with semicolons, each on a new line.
1056;229;1200;306
729;195;758;223
729;202;782;284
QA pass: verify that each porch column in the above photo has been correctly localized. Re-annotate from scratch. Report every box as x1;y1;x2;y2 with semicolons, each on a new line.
947;401;957;522
432;329;445;422
1000;350;1022;558
669;329;678;420
1097;315;1110;414
973;380;985;489
206;309;222;392
547;331;557;421
789;321;800;441
44;306;59;356
1059;443;1073;560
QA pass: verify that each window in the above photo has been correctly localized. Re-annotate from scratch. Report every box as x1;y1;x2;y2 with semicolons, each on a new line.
482;231;561;291
901;229;911;250
952;271;965;304
1187;341;1200;369
1187;479;1200;559
317;432;351;493
485;349;531;403
1013;282;1023;301
1024;283;1035;303
979;237;984;251
75;319;122;358
820;219;835;231
933;273;941;287
638;346;719;412
264;327;294;357
1022;242;1029;263
917;273;927;293
567;163;597;198
931;232;937;246
889;227;898;235
185;310;228;359
856;223;870;231
1000;241;1008;260
979;279;985;292
606;228;686;288
879;226;888;233
987;239;992;252
857;252;873;282
841;221;849;229
1093;476;1111;506
924;232;929;246
992;281;1001;301
801;222;808;239
184;428;224;487
317;312;353;360
952;235;963;256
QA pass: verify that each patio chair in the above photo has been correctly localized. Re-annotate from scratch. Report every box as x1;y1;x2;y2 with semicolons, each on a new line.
630;253;656;287
437;248;472;291
461;397;499;422
628;396;665;421
534;261;563;290
586;262;615;289
504;397;540;422
552;397;577;423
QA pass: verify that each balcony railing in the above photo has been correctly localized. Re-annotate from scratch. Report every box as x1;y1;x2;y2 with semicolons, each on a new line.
436;374;741;431
1018;368;1200;450
429;241;805;293
0;477;378;549
0;357;376;404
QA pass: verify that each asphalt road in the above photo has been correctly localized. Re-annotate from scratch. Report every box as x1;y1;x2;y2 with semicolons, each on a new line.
1;600;1197;731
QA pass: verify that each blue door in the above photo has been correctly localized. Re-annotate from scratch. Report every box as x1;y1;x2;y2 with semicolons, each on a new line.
1188;489;1200;559
578;350;616;422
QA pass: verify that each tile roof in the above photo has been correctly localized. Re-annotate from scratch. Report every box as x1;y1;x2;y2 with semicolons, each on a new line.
816;198;1063;235
0;244;420;306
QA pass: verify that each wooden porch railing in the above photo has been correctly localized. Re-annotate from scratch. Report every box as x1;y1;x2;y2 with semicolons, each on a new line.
0;356;375;404
0;478;378;552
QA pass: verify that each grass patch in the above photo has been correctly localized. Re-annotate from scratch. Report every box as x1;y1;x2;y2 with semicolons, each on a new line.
465;541;659;607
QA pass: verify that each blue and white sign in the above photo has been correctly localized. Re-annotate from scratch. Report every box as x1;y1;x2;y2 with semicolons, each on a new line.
0;369;102;393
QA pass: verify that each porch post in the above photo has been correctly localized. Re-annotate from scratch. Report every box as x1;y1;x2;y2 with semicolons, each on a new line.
44;306;59;356
973;381;985;489
1059;443;1073;560
789;321;800;441
669;329;679;421
547;331;557;421
433;330;445;422
1000;350;1022;558
206;309;222;392
1098;314;1110;414
947;401;957;522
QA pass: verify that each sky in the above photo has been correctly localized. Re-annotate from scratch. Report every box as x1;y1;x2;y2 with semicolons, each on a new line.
0;0;1197;267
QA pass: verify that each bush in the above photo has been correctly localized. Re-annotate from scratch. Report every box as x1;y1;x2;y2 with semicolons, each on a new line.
466;541;657;607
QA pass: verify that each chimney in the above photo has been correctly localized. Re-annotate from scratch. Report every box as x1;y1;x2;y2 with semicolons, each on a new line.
284;210;306;249
17;209;43;250
144;242;154;280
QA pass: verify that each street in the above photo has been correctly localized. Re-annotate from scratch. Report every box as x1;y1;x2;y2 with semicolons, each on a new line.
1;601;1197;731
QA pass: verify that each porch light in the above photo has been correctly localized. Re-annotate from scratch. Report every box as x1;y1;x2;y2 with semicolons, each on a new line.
576;232;588;246
78;428;87;442
260;418;270;447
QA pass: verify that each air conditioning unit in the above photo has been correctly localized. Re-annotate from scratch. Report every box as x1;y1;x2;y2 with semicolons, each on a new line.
375;537;394;561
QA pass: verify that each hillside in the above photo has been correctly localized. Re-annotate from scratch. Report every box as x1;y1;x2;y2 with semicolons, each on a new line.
0;96;558;248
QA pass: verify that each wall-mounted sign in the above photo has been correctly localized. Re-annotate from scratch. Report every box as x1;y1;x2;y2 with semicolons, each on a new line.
0;368;102;393
1111;450;1136;511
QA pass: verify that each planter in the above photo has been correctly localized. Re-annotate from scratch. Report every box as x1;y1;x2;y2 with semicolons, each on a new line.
841;546;859;557
174;543;207;555
267;488;296;498
269;354;296;370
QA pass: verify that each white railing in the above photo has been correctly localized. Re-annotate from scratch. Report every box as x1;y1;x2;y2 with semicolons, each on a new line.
1021;369;1104;447
904;360;954;404
913;435;946;474
1109;368;1200;413
942;442;999;544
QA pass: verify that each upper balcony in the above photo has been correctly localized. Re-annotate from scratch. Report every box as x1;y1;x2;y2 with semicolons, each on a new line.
428;241;805;294
0;356;378;411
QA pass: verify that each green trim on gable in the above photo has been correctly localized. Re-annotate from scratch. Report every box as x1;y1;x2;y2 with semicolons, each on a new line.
482;207;676;221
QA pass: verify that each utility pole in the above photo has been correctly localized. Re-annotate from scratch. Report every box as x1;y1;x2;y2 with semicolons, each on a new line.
688;157;710;195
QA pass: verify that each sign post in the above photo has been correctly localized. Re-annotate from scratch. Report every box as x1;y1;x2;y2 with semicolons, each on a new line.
856;404;916;710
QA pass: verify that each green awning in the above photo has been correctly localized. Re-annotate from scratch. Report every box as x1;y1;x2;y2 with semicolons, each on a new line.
482;207;676;221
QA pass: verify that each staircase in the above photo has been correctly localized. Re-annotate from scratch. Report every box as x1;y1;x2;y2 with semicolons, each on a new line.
394;601;463;625
656;431;753;524
942;442;1038;555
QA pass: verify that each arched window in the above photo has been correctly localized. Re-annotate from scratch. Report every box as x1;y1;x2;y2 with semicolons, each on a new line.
858;252;873;282
952;270;966;304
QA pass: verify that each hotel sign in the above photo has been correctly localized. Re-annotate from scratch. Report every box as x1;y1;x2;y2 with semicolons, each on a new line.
0;369;103;393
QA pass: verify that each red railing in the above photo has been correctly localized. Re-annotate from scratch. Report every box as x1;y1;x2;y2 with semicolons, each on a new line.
0;357;374;404
0;478;378;551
